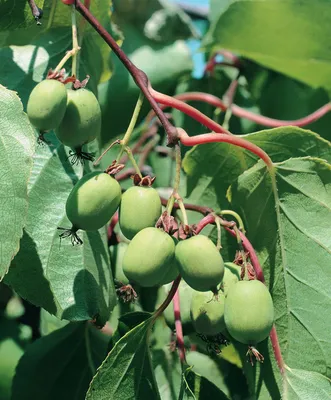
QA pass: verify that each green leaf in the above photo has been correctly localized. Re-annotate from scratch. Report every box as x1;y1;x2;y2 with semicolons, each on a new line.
0;85;35;279
243;65;331;141
86;318;161;399
180;366;229;400
203;0;331;90
285;367;331;399
182;126;331;211
12;322;109;400
39;308;69;336
5;134;116;324
229;157;331;398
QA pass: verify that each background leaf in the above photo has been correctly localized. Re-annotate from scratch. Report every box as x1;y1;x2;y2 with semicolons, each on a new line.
229;157;331;398
0;85;35;279
11;322;109;400
86;318;160;400
5;134;116;325
182;126;331;211
203;0;331;91
285;367;331;399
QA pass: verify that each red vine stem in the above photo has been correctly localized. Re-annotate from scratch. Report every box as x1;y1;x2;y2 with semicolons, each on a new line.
173;289;186;363
177;128;273;169
147;91;331;129
74;0;178;145
149;87;231;134
169;92;331;128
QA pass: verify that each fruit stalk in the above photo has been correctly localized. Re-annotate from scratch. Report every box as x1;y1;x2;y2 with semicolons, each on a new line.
173;290;186;363
71;5;79;78
153;276;181;319
74;0;178;146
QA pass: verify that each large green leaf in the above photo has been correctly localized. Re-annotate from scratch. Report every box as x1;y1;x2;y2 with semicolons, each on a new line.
203;0;331;91
285;367;331;400
0;85;35;279
86;318;161;399
229;157;331;398
182;126;331;211
5;134;116;324
11;322;109;400
181;366;229;400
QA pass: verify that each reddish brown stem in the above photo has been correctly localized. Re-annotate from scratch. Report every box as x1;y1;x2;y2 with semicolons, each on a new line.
149;87;231;134
171;92;331;128
178;128;273;168
154;276;181;318
160;197;213;215
173;289;186;363
194;214;216;234
74;0;178;145
270;325;285;373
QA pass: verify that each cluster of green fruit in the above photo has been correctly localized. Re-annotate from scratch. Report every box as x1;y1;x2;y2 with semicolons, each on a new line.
117;229;274;348
57;169;162;243
27;79;101;157
163;273;274;348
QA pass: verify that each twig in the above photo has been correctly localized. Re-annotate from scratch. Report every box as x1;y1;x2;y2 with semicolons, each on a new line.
27;0;43;25
74;0;178;146
177;127;273;169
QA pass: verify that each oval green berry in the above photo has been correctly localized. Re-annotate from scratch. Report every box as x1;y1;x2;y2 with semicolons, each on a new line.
175;235;224;292
122;227;175;287
27;80;67;131
224;280;274;345
111;242;129;285
190;291;226;336
119;186;162;240
56;88;101;148
66;171;121;231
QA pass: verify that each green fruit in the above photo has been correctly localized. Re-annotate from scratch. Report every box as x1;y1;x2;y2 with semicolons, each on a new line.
119;186;162;240
224;280;274;345
55;88;101;148
27;79;67;131
122;227;175;287
222;262;241;296
190;291;226;336
66;171;121;231
111;242;129;285
175;235;224;292
163;280;195;335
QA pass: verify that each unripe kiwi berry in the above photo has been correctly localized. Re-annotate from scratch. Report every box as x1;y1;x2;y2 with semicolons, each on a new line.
66;171;121;231
119;186;162;240
224;280;274;345
27;79;67;131
163;280;195;335
175;235;224;292
111;242;130;285
190;291;226;336
158;258;179;285
55;88;101;148
122;227;176;287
